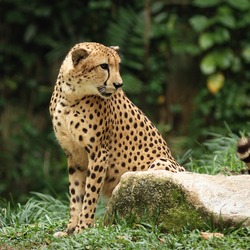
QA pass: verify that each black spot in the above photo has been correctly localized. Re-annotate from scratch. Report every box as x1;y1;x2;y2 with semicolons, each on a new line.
90;153;95;160
85;146;90;153
68;167;76;175
94;165;99;171
75;122;80;129
83;128;88;133
91;186;96;192
90;137;95;143
87;169;90;177
91;173;96;179
97;177;102;183
79;135;83;141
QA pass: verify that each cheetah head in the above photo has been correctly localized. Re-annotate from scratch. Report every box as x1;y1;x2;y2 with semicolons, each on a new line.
60;42;123;100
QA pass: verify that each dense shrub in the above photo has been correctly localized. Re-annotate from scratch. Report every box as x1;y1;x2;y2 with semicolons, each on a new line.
0;0;249;201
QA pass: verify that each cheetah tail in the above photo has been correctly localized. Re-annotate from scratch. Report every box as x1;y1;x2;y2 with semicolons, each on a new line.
237;137;250;172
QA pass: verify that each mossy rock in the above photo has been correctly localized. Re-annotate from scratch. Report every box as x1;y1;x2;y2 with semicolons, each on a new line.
104;171;250;231
104;171;206;231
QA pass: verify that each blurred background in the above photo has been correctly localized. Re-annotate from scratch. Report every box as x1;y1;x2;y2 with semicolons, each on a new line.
1;0;250;202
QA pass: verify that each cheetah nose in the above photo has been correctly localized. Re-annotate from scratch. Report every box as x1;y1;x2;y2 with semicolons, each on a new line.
113;82;123;89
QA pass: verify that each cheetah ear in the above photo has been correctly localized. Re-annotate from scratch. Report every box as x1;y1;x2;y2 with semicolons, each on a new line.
110;46;120;52
71;48;90;67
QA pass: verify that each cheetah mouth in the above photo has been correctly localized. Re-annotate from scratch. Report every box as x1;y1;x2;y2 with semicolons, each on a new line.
97;86;113;98
101;92;112;97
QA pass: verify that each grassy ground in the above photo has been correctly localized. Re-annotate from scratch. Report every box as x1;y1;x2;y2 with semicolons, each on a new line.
0;193;249;250
1;132;249;249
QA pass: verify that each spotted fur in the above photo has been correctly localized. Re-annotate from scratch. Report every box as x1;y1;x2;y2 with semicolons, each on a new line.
49;42;185;235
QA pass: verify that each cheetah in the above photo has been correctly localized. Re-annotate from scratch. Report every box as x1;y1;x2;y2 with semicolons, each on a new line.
237;137;250;174
49;42;185;236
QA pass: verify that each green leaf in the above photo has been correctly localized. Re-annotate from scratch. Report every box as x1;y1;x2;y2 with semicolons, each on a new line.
189;15;209;32
242;46;250;62
24;24;37;42
199;33;214;50
231;57;242;72
200;54;217;74
6;10;26;23
216;6;236;28
213;28;230;44
226;0;250;10
193;0;220;7
216;49;234;69
217;14;236;28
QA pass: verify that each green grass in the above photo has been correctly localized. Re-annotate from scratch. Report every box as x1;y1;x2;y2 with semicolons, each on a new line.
0;194;249;250
1;132;249;249
180;130;248;175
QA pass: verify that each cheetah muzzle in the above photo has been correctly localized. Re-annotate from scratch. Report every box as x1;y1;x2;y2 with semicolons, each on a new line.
49;42;185;236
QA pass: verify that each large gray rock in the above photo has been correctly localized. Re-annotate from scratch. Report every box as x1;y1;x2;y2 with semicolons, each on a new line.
104;171;250;231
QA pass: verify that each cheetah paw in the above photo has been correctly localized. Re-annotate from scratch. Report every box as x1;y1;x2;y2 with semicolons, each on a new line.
53;231;68;237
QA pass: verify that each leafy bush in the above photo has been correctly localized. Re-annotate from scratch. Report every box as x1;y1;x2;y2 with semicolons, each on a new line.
189;0;250;135
0;0;249;202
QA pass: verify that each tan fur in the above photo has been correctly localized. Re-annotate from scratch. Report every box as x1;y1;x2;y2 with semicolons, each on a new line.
50;42;185;235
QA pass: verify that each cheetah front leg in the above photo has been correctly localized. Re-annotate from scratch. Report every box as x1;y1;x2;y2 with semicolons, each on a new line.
54;151;88;237
65;160;88;234
75;147;108;233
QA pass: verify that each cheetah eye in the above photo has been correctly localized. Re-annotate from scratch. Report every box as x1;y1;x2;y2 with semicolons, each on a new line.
100;63;109;70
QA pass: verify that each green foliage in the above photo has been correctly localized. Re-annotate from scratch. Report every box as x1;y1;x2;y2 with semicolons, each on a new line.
189;0;250;135
1;0;250;202
0;0;115;202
